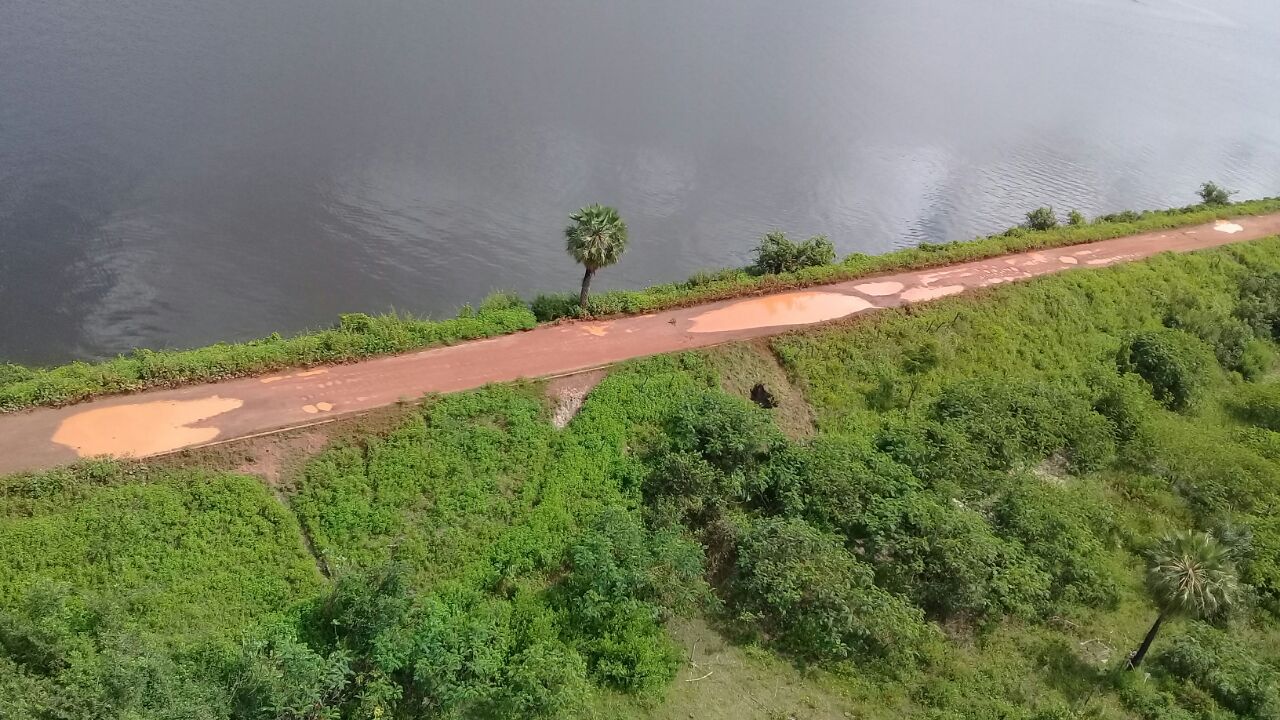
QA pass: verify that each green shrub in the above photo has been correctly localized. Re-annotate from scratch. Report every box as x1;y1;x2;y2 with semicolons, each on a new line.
1067;209;1086;226
858;490;1051;621
555;508;704;693
732;516;933;664
773;435;920;530
1236;271;1280;340
929;378;1116;474
665;390;783;476
752;231;836;275
338;312;374;333
1230;381;1280;431
1240;338;1275;381
1024;207;1059;231
1152;624;1280;717
1098;209;1142;223
1198;181;1234;206
990;484;1119;608
1117;329;1215;411
1091;371;1159;467
530;292;579;321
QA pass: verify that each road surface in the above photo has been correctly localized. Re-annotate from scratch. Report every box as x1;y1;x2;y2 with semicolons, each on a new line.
2;214;1279;475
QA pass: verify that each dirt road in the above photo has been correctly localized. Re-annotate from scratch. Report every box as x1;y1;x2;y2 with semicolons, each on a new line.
3;214;1279;475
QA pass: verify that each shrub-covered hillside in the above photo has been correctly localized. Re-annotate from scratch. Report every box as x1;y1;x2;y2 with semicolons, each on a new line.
5;238;1280;719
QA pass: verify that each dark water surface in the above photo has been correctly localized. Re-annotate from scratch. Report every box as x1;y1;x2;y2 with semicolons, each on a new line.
3;0;1279;365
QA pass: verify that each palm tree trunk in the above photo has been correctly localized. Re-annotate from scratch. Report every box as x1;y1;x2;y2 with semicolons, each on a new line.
579;267;595;311
1126;612;1165;670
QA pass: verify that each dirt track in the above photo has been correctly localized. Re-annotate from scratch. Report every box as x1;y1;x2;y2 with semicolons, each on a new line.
3;214;1279;475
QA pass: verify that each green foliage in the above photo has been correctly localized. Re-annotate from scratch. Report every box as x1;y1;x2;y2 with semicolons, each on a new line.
1024;206;1058;231
555;509;704;693
990;483;1120;608
1236;270;1280;341
1163;289;1258;374
1151;624;1280;717
858;489;1051;621
1067;209;1086;226
530;292;579;321
1199;181;1235;206
1229;380;1280;431
731;516;934;665
665;390;782;476
929;378;1116;473
1118;329;1215;411
751;231;836;275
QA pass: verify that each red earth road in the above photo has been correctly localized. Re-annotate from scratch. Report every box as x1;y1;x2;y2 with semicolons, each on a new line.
2;214;1279;475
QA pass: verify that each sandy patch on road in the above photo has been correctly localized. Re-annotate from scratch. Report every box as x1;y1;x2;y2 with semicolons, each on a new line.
900;285;965;302
689;292;874;333
52;396;243;458
1215;221;1244;234
853;281;904;296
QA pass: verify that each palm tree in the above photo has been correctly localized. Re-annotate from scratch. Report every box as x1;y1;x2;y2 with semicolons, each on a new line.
1127;530;1239;669
565;205;628;311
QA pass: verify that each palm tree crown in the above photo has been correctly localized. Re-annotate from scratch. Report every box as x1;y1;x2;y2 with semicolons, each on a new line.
1127;530;1239;669
565;204;628;310
1147;530;1239;617
565;204;628;271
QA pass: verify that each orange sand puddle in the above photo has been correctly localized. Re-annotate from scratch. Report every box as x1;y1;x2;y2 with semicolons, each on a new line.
52;396;244;458
689;291;874;333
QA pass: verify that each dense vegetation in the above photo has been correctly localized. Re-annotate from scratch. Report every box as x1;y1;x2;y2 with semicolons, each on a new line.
5;234;1280;718
4;196;1279;413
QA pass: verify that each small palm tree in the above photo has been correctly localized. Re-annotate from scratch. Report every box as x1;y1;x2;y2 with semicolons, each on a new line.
565;205;628;312
1127;530;1239;669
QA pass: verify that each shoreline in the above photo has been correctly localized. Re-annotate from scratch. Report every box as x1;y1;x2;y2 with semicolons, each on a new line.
2;197;1279;413
2;214;1279;474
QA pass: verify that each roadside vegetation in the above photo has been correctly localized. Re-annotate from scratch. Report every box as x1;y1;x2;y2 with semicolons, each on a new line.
5;234;1280;718
1;190;1277;413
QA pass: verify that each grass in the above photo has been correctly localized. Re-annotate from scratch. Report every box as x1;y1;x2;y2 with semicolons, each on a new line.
0;462;324;647
3;197;1278;414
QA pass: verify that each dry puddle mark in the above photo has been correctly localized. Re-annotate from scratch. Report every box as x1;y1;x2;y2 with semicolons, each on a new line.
52;396;244;458
689;292;874;333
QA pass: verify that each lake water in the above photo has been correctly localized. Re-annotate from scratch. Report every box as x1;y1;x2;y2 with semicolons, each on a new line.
3;0;1279;365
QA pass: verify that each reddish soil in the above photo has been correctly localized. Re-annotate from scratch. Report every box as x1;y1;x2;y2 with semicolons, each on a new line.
2;213;1279;475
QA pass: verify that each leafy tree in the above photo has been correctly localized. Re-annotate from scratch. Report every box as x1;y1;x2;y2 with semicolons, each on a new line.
555;508;705;693
732;516;933;664
751;231;835;275
1127;531;1239;669
1024;207;1058;231
565;204;628;311
1198;181;1234;206
859;490;1051;621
